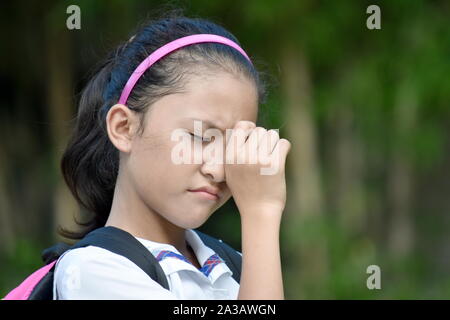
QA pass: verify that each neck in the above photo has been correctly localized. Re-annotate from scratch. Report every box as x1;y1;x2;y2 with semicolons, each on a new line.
105;168;188;254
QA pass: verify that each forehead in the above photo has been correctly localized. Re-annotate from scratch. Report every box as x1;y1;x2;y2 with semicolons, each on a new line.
147;72;258;130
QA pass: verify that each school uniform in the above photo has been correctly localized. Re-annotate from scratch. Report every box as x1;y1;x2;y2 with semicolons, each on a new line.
53;229;240;300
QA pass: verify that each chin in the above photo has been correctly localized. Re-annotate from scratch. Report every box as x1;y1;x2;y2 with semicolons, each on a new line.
173;218;206;230
175;208;212;230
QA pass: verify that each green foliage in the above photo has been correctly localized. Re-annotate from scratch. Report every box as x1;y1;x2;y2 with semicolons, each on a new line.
0;239;43;298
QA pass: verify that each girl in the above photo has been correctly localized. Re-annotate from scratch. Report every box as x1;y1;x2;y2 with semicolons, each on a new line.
55;14;291;300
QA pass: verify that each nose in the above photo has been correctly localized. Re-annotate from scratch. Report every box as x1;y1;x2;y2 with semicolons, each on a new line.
200;143;226;183
200;161;226;183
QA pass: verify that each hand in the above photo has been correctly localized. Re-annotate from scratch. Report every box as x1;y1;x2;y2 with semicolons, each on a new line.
224;121;291;222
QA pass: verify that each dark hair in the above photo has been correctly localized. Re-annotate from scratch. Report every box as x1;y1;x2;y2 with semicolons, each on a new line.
59;13;268;240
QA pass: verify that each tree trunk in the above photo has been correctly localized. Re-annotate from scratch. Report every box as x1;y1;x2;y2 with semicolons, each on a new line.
281;45;328;298
386;80;417;258
327;101;367;234
0;146;16;252
44;12;79;243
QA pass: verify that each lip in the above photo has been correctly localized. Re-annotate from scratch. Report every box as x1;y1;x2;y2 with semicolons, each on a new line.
188;186;221;200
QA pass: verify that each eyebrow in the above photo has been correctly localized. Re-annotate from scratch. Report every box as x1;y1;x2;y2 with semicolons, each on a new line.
184;117;226;131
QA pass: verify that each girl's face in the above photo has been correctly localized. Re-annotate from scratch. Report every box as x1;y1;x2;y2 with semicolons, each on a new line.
124;72;258;229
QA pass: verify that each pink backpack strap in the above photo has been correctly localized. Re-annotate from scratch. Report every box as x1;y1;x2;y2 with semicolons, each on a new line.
2;261;56;300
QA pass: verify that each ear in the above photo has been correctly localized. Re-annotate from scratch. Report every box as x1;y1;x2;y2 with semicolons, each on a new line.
106;104;139;153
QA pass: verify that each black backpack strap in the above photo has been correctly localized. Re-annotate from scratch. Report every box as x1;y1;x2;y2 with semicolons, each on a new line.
42;242;71;264
68;226;169;290
194;230;242;284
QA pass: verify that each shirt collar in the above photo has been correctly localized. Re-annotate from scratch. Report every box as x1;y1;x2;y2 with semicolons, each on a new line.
134;229;233;283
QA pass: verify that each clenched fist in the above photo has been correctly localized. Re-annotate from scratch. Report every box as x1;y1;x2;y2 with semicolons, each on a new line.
224;121;291;221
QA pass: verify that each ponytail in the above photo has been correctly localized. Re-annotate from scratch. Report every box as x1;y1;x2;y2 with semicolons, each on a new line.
59;58;120;239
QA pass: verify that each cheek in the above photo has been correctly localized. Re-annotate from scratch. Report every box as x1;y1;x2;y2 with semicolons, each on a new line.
130;136;196;192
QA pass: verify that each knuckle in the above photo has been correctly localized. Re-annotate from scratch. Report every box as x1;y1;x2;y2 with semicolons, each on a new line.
281;139;292;150
236;120;255;128
255;127;267;136
268;129;280;138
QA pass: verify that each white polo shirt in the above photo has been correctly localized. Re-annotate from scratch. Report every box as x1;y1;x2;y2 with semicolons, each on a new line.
53;229;240;300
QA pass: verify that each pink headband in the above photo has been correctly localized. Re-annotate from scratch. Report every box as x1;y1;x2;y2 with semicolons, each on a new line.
118;34;252;105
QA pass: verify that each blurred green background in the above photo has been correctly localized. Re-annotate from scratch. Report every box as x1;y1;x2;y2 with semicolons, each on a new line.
1;0;449;299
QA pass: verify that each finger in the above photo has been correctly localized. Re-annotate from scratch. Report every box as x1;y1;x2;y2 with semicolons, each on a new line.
226;121;255;146
271;138;291;168
226;121;255;164
267;129;280;154
235;121;256;149
256;127;268;149
255;127;273;154
242;126;265;164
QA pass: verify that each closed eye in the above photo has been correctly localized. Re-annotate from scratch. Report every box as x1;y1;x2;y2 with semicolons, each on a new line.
189;132;210;142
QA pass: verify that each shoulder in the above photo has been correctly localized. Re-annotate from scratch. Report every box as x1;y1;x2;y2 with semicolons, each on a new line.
56;245;136;272
54;246;177;299
54;246;130;281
